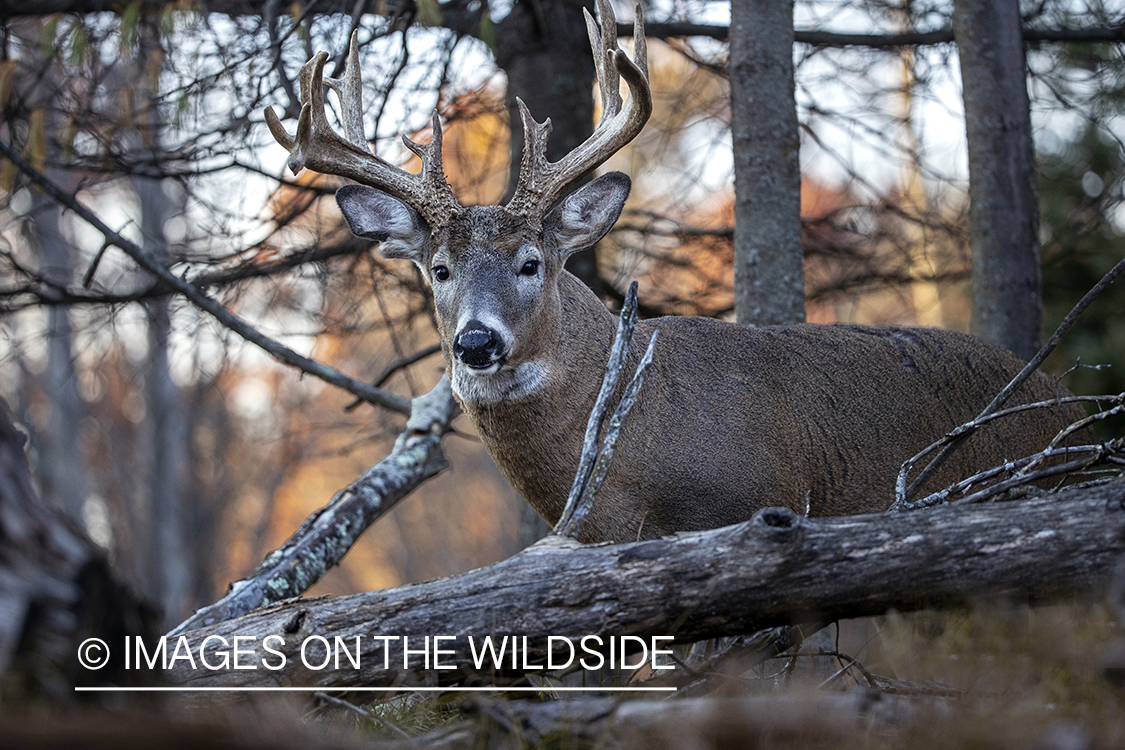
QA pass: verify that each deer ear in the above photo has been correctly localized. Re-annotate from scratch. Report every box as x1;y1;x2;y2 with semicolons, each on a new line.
544;172;631;258
336;185;431;263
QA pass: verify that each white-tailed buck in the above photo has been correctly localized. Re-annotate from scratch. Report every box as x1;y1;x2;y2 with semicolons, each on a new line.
268;1;1084;542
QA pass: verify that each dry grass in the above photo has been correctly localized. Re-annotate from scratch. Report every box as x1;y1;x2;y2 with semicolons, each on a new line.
278;599;1125;749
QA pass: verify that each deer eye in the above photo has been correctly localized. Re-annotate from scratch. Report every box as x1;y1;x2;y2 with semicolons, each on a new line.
433;265;450;281
520;259;539;276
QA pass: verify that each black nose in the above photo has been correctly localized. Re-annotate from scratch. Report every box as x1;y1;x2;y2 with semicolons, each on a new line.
454;322;502;368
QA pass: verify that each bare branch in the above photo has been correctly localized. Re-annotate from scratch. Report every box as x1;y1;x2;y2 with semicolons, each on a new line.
894;254;1125;507
0;0;1119;49
1;238;372;312
344;343;444;412
1019;399;1125;475
557;330;657;540
951;441;1124;506
908;442;1118;511
555;281;659;540
617;21;1125;47
0;138;413;415
167;378;457;637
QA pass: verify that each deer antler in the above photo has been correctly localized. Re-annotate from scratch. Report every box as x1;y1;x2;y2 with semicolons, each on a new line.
505;0;651;229
265;30;461;230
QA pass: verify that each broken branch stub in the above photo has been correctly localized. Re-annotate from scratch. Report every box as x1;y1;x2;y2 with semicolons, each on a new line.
554;281;659;539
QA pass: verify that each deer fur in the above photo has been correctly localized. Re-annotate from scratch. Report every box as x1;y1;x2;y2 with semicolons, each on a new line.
337;174;1085;543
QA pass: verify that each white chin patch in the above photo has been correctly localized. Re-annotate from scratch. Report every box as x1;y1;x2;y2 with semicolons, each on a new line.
459;361;503;375
451;360;548;404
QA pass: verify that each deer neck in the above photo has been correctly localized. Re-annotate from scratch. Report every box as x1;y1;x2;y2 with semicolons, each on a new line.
455;271;616;524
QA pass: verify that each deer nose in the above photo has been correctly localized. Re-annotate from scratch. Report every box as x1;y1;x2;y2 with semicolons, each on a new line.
454;322;503;369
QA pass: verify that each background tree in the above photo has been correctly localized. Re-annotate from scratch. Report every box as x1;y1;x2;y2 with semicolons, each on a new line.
954;0;1042;360
729;0;806;325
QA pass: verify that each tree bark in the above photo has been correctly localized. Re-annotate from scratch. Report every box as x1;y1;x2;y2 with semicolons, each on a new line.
730;0;806;326
165;480;1125;689
954;0;1042;360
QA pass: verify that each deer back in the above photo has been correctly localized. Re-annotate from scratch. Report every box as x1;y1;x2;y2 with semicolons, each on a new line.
459;272;1085;542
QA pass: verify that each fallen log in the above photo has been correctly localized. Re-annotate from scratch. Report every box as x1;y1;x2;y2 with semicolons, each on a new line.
160;479;1125;689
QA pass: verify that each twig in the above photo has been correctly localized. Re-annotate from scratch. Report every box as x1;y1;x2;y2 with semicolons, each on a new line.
167;379;457;637
554;281;659;539
663;624;825;695
951;439;1124;506
1016;399;1125;477
344;343;444;411
0;138;412;416
816;651;873;690
900;394;1125;511
893;254;1125;508
313;692;410;738
80;241;111;288
905;444;1104;510
1056;357;1110;383
892;395;1118;510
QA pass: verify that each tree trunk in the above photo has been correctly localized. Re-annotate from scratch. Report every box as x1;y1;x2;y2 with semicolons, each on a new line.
118;16;193;629
954;0;1042;360
29;190;90;521
167;481;1125;689
730;0;806;326
13;17;91;522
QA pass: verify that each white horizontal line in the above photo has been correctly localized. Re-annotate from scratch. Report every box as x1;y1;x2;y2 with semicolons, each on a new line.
74;686;677;692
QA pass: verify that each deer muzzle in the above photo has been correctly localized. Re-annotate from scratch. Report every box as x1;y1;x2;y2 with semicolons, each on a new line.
454;322;505;370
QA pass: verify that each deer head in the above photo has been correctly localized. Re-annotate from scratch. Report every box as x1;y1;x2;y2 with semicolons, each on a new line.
266;0;651;404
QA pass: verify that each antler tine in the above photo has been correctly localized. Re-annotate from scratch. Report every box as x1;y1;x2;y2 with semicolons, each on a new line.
508;99;554;219
264;37;461;230
322;30;365;148
632;3;647;87
585;3;620;119
505;1;651;228
402;111;461;226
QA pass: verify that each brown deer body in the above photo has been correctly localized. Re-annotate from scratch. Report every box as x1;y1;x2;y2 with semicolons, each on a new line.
268;2;1084;542
455;268;1081;540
